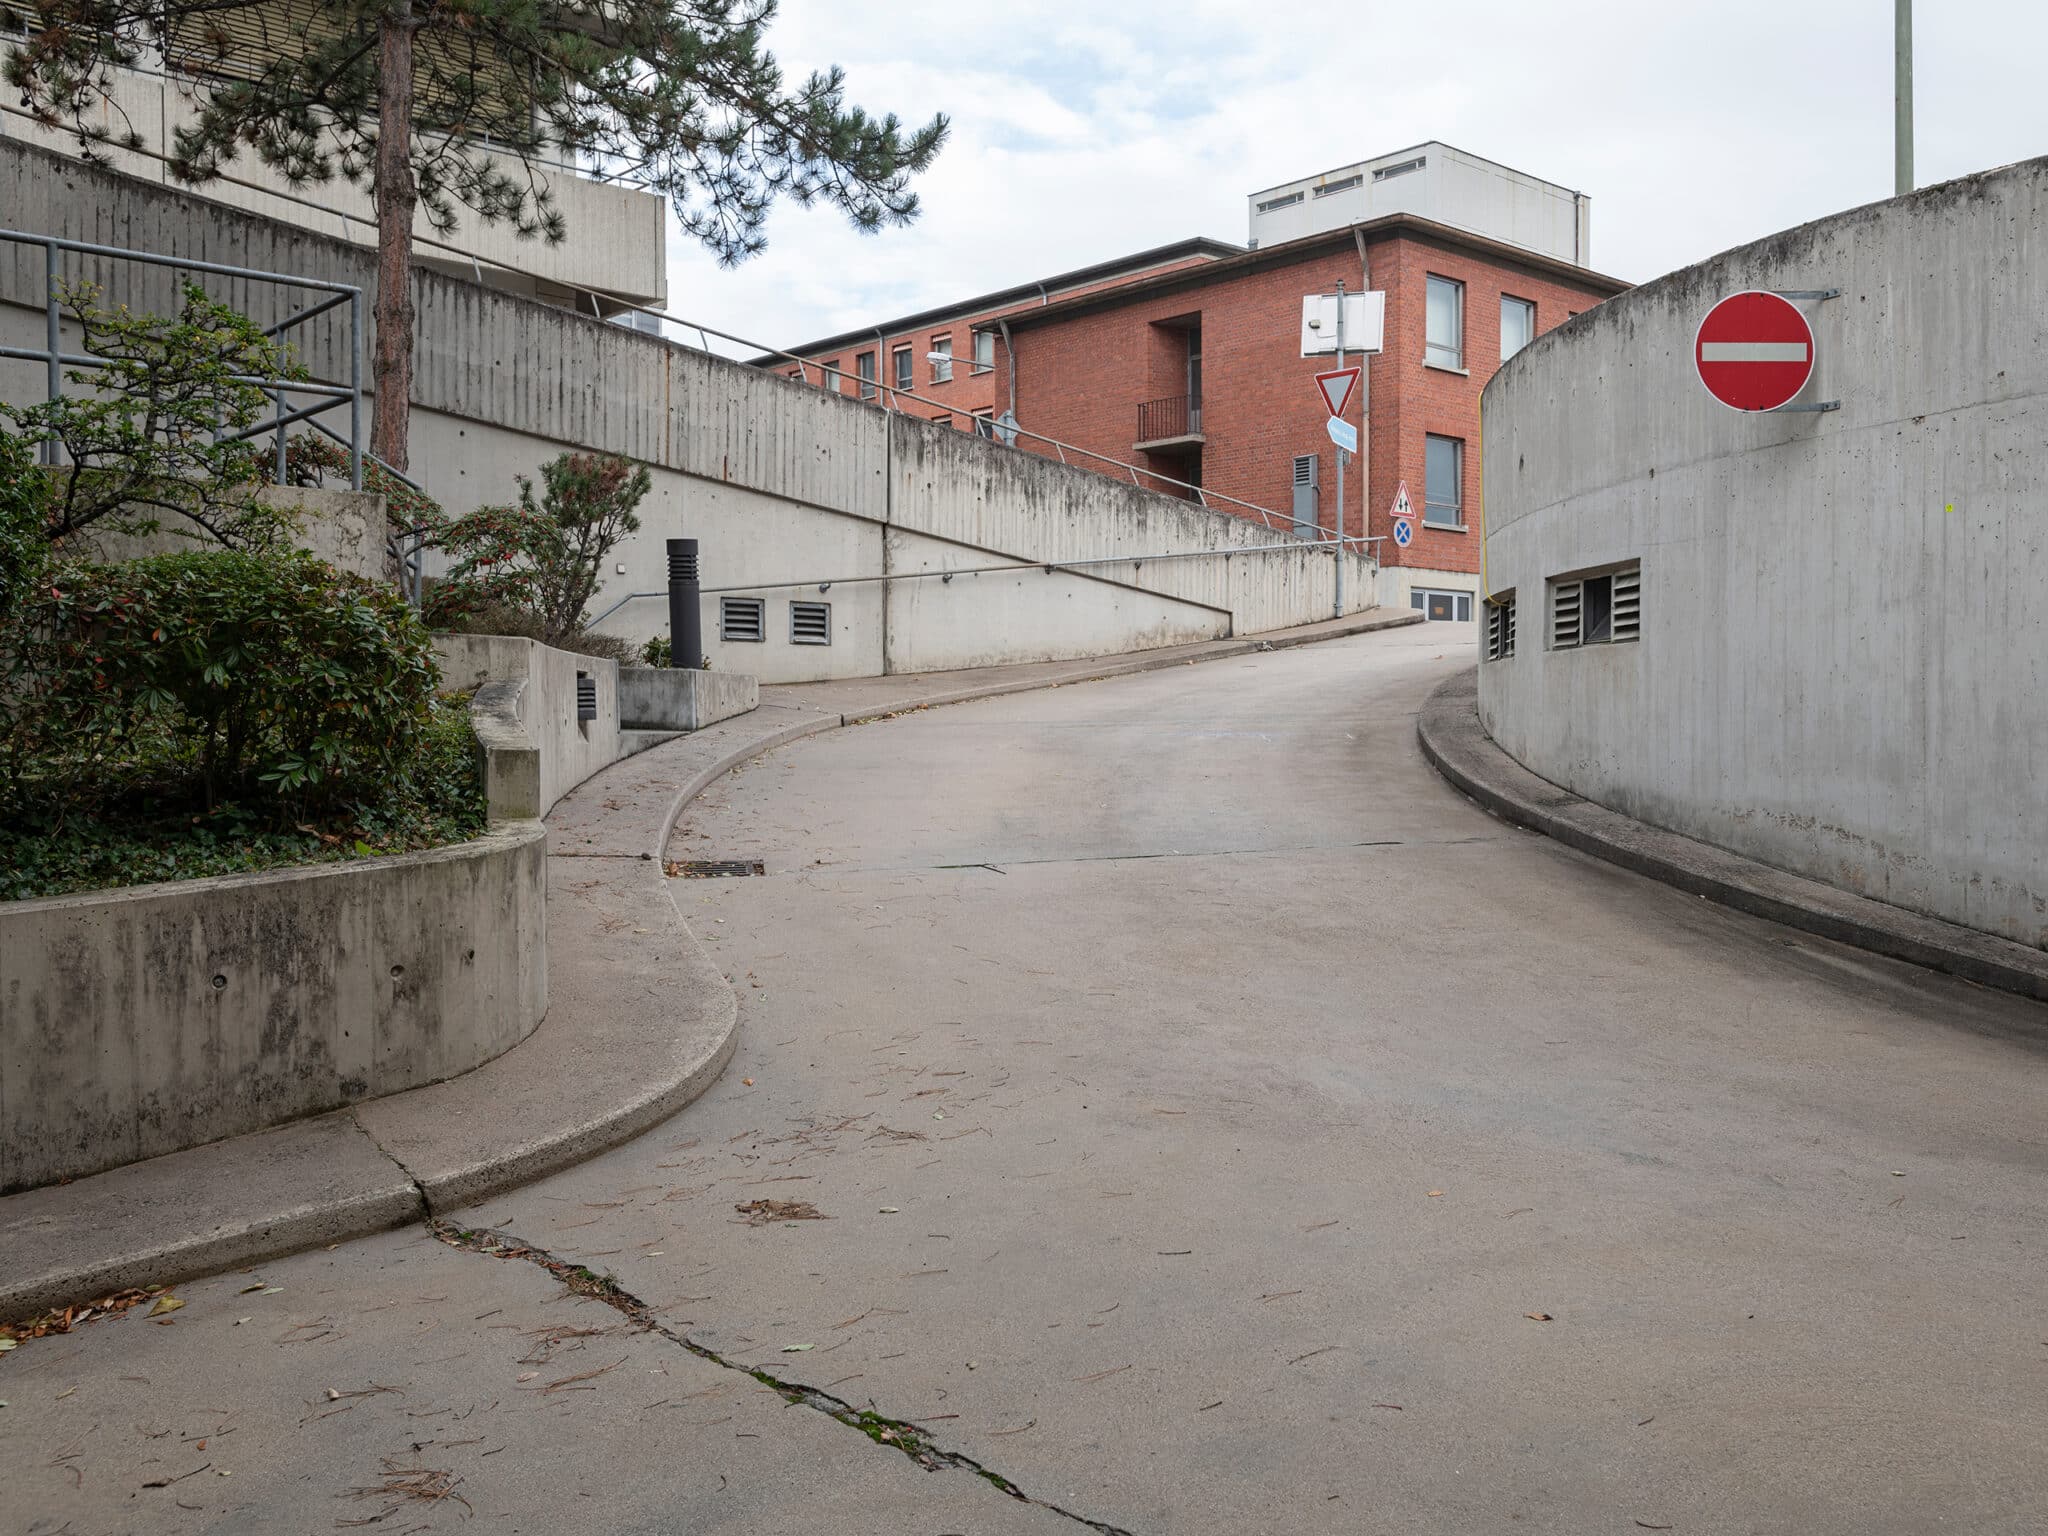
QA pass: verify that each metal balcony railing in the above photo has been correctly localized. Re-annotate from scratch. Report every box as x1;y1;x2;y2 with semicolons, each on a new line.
1136;394;1201;443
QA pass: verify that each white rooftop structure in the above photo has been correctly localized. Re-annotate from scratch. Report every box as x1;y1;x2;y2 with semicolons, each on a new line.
1247;142;1591;267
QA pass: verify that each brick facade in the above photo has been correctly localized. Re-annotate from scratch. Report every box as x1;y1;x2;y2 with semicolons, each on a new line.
992;221;1625;589
763;243;1233;435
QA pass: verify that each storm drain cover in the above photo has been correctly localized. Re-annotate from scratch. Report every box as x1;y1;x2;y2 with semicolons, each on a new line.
665;859;766;879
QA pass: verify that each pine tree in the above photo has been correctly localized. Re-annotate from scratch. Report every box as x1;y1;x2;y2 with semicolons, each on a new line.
5;0;948;471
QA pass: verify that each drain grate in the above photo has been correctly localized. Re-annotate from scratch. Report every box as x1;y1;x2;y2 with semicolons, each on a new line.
664;859;766;879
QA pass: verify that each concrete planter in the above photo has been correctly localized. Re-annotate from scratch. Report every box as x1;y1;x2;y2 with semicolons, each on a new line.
618;666;758;732
0;823;546;1194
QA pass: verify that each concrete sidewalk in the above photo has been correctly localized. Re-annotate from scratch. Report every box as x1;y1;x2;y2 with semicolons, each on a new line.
0;607;1421;1320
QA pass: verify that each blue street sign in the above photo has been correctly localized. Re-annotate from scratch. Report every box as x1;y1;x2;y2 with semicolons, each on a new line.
1393;518;1413;548
1326;415;1358;453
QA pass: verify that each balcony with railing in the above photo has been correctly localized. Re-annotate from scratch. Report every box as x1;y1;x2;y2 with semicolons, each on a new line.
1134;394;1204;452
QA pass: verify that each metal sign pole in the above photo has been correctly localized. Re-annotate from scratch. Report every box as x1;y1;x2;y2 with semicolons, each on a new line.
1333;280;1346;620
1895;0;1914;196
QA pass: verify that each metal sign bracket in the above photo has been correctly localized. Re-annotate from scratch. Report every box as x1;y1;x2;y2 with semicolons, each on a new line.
1779;287;1838;408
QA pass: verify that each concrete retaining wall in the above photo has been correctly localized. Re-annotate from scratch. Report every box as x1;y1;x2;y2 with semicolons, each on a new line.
0;823;546;1194
0;140;1376;684
68;487;388;582
1478;156;2048;949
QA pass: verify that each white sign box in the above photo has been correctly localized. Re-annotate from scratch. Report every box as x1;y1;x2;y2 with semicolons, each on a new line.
1301;291;1385;357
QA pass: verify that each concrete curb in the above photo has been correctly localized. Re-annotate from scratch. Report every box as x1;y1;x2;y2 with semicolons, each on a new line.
1418;668;2048;1006
2;611;1422;1320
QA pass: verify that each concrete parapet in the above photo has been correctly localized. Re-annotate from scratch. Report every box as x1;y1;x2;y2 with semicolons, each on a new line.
432;634;619;818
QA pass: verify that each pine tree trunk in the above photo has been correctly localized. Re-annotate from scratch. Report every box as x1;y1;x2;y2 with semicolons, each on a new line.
371;1;417;474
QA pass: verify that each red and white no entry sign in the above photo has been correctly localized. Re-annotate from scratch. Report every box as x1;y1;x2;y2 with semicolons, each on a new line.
1695;290;1815;412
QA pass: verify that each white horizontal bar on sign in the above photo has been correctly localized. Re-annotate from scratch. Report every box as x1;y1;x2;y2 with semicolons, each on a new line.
1700;342;1809;362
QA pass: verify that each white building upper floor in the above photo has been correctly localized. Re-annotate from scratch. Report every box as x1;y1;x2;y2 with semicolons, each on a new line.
0;10;667;314
1247;142;1591;268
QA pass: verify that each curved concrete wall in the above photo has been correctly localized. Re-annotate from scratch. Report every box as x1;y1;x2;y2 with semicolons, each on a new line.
0;824;546;1194
1479;157;2048;949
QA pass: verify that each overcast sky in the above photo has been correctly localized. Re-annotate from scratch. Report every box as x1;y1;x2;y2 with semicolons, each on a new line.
657;0;2042;358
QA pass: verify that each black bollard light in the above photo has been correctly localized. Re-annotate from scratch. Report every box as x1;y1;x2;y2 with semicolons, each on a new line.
666;537;702;670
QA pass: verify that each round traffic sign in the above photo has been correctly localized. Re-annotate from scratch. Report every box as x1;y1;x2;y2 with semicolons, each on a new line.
1695;290;1814;412
1392;519;1413;548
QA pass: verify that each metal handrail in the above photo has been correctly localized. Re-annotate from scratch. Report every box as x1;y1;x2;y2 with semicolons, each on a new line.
1;118;1365;553
0;226;364;492
583;537;1377;630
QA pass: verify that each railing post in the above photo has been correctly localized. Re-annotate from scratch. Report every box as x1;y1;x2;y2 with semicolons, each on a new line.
348;291;364;491
273;386;288;483
667;537;702;670
43;238;60;466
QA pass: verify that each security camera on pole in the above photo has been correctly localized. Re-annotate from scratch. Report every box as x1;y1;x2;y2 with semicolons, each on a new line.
1301;283;1385;618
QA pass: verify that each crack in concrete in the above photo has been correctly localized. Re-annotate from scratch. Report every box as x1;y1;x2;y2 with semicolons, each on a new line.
347;1108;434;1216
428;1218;1137;1536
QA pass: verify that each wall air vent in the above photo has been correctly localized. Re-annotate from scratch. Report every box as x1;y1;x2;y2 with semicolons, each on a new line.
790;600;831;645
1486;594;1516;660
720;596;766;642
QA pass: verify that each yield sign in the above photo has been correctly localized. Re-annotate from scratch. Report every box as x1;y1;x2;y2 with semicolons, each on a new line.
1314;366;1360;418
1696;290;1815;411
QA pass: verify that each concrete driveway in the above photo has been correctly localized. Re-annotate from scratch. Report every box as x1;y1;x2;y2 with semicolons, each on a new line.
7;622;2045;1534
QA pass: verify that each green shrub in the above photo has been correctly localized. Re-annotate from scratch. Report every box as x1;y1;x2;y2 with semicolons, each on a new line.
40;548;438;815
426;451;651;645
0;690;486;901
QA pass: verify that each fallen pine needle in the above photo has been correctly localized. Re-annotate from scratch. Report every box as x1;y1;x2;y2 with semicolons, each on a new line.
1073;1364;1131;1383
540;1356;626;1392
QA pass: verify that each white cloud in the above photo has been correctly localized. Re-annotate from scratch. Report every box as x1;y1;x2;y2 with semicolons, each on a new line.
657;0;2046;358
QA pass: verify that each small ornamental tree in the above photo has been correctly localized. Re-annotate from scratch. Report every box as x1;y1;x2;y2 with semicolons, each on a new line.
427;451;651;646
5;0;949;473
1;281;304;552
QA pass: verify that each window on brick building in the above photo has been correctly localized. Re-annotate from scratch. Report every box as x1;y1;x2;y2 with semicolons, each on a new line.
856;351;877;401
971;409;995;439
973;331;995;374
1426;275;1464;370
930;335;953;384
893;345;913;391
1411;588;1473;622
1501;295;1537;361
1424;434;1464;527
822;358;841;391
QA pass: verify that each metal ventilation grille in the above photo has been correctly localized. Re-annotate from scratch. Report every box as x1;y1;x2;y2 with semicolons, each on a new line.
575;672;597;722
1551;580;1582;650
1486;595;1516;660
790;600;831;646
1611;567;1642;642
720;596;766;643
1292;454;1317;487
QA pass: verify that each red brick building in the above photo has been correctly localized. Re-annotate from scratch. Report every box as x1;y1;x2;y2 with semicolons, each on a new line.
754;237;1236;435
986;215;1627;617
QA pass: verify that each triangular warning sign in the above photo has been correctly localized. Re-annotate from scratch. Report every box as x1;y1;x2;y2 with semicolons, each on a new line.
1314;367;1360;418
1390;481;1414;521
